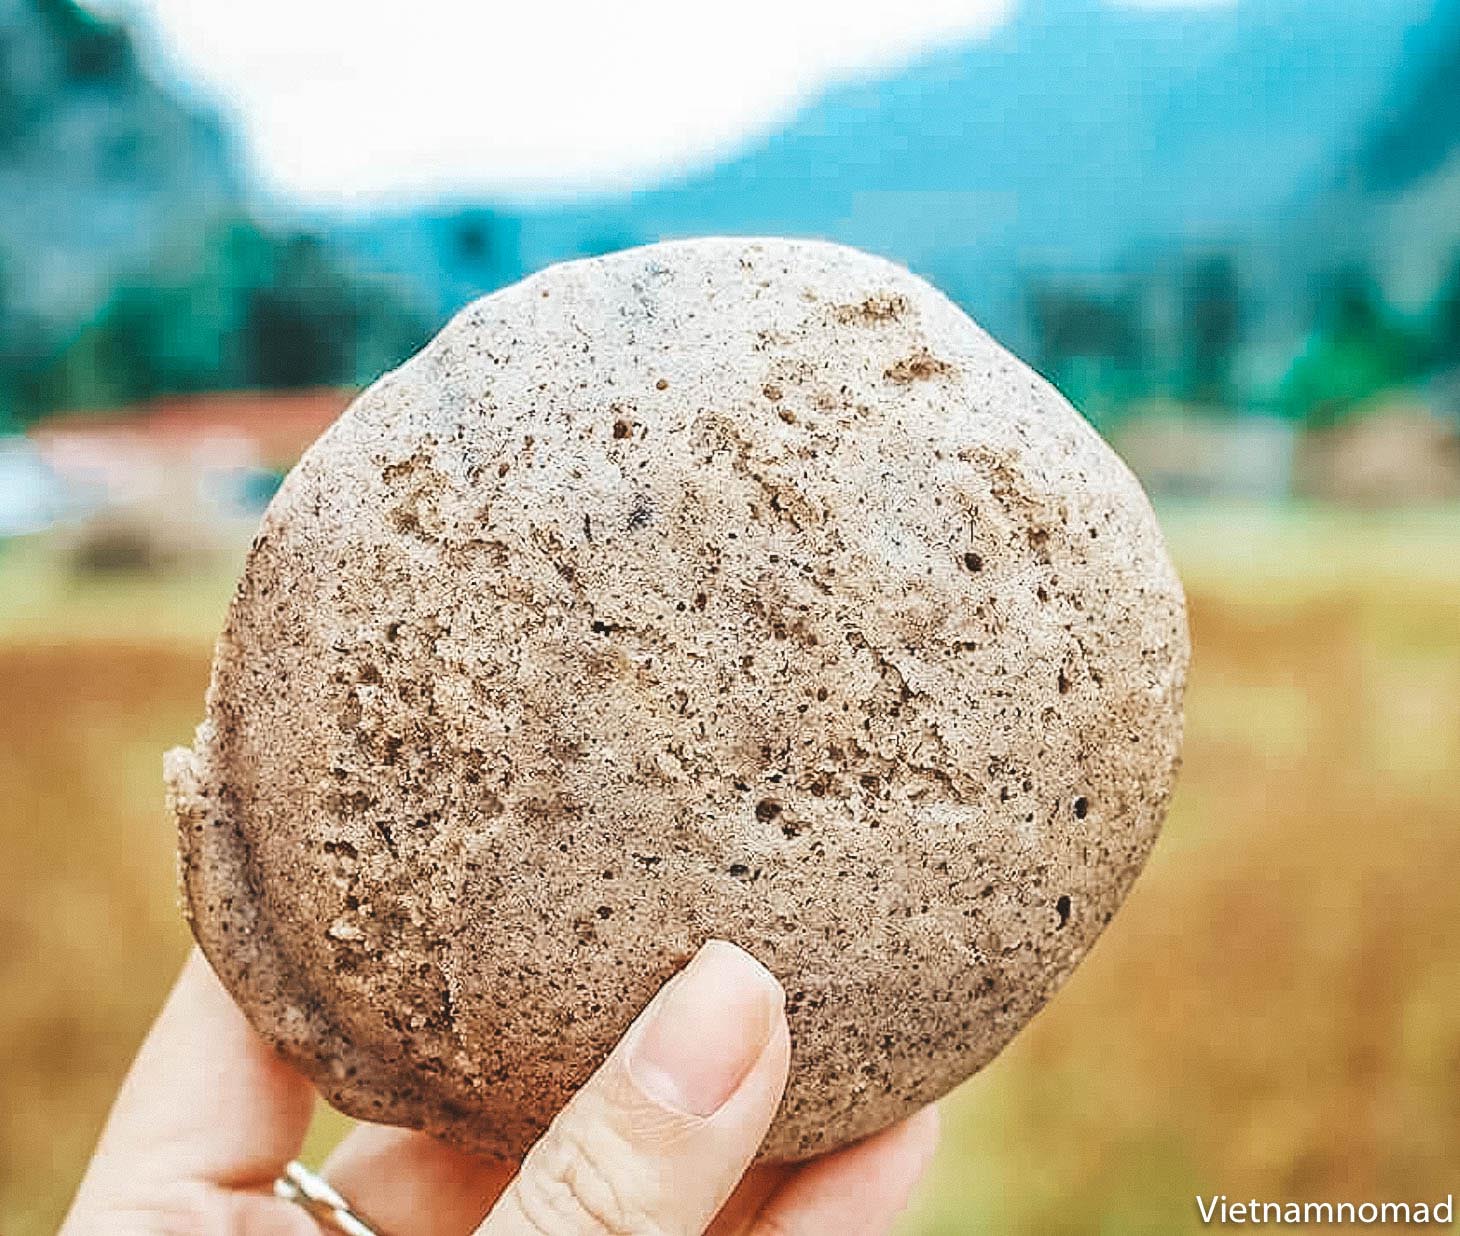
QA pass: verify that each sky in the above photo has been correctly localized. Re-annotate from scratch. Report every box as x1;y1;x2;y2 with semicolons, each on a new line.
89;0;1226;207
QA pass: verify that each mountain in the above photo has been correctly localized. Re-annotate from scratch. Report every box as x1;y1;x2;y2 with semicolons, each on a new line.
1352;0;1460;196
1287;0;1460;314
6;0;1456;421
0;0;239;331
338;0;1448;347
0;0;428;422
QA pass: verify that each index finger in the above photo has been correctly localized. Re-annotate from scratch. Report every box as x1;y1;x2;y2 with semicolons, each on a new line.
75;948;315;1197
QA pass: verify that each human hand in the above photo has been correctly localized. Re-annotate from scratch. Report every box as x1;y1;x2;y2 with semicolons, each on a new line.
62;942;938;1234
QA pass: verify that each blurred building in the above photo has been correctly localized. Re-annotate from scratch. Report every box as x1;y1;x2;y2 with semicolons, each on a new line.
0;438;69;536
1109;411;1298;503
1294;397;1460;506
15;389;348;540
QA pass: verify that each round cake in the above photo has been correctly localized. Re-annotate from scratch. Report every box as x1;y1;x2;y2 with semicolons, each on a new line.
167;237;1188;1162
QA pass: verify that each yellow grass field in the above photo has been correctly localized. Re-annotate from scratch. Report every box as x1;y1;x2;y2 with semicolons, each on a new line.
1;505;1457;1234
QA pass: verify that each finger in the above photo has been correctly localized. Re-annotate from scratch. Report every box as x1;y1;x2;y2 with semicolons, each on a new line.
76;948;314;1197
324;1123;514;1234
705;1166;794;1235
746;1106;940;1236
477;940;789;1236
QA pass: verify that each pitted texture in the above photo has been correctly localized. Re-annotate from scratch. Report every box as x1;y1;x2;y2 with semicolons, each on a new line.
168;238;1188;1162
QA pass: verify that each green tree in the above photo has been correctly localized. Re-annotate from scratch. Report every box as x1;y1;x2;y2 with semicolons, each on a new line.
1179;253;1241;407
0;255;15;434
1028;281;1145;422
17;213;427;420
36;0;135;84
1280;267;1421;426
243;232;360;389
1433;252;1460;371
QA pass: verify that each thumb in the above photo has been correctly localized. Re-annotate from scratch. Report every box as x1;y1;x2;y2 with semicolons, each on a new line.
478;940;790;1236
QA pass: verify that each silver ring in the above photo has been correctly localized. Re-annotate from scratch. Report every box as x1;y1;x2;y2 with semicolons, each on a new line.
274;1159;384;1236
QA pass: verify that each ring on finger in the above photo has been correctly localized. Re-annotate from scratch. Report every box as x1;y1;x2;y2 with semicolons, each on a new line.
274;1159;385;1236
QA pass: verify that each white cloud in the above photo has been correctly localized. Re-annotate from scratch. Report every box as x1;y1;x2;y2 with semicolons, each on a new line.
89;0;1012;206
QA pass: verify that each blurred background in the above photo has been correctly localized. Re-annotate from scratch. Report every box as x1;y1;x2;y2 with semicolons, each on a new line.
2;0;1458;1230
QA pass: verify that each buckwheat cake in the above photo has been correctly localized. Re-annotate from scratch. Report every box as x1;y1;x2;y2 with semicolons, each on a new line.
166;237;1189;1162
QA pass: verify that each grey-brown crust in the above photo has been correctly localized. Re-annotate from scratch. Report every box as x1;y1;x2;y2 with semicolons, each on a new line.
169;237;1188;1162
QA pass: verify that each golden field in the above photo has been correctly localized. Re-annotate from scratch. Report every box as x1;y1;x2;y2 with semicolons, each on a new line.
1;505;1457;1234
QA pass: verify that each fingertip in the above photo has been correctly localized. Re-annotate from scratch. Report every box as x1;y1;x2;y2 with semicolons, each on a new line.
900;1104;941;1169
325;1126;513;1233
628;939;787;1118
697;939;788;1010
850;1106;942;1204
745;1106;942;1235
